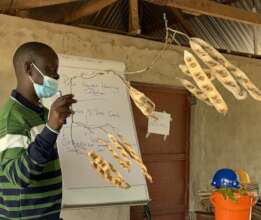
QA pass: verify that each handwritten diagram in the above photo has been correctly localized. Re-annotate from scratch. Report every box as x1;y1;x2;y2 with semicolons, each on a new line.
51;55;146;190
58;72;124;155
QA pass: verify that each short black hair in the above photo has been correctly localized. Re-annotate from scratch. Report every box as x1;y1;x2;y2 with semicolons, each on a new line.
13;42;58;71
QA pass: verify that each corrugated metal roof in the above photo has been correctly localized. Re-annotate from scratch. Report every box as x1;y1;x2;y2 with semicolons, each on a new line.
141;0;261;55
7;0;261;56
78;0;129;31
187;0;261;54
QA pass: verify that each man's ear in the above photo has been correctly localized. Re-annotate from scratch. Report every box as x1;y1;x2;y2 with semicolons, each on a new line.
24;62;32;76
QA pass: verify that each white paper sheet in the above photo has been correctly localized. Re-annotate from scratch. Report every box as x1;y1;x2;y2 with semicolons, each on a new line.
148;111;171;136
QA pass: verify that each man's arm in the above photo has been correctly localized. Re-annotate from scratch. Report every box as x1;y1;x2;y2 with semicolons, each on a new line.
0;126;58;187
0;94;76;188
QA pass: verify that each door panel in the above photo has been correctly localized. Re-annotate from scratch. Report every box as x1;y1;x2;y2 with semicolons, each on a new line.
130;83;190;220
145;160;186;210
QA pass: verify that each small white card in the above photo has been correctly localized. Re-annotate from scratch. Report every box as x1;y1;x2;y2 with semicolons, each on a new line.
148;111;171;136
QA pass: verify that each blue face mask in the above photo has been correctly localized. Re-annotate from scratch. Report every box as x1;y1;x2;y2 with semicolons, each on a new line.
30;63;59;98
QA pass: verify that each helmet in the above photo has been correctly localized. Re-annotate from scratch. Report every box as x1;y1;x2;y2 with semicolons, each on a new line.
211;168;240;189
234;169;251;185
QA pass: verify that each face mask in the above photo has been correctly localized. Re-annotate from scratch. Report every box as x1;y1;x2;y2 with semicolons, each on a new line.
30;63;58;98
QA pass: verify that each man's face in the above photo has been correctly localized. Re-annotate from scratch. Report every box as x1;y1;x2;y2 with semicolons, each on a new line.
30;51;59;85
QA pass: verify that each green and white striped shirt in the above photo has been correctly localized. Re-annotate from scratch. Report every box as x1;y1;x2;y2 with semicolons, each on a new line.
0;90;62;220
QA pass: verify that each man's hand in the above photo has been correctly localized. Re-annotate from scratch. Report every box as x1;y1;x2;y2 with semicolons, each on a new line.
47;94;77;131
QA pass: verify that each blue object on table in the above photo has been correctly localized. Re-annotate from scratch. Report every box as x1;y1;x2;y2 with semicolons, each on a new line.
211;168;240;189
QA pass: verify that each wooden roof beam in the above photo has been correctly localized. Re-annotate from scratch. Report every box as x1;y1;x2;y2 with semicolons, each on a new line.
0;0;80;10
129;0;141;34
170;9;196;37
144;0;261;26
64;0;118;24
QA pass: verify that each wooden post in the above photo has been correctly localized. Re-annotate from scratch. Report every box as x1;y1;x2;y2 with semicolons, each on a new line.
129;0;141;34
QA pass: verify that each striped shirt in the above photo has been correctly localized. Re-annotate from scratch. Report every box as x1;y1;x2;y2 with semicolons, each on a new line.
0;90;62;219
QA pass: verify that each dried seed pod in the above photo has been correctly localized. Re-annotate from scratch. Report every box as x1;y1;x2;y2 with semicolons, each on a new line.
179;64;191;77
190;40;246;100
98;139;131;172
229;68;261;100
87;151;130;189
128;86;157;119
112;72;157;118
191;38;258;100
215;70;228;78
184;50;228;114
116;135;153;183
177;77;212;106
107;133;132;168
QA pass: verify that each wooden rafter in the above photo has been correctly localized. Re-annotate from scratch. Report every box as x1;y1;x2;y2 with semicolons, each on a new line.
64;0;117;23
171;9;196;37
129;0;140;34
0;0;80;10
144;0;261;26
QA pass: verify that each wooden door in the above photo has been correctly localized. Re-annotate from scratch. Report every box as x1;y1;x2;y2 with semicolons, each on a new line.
130;82;191;220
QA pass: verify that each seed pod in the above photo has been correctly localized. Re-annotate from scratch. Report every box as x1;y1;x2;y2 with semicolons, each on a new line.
107;134;132;165
190;40;246;100
179;64;215;81
116;134;153;183
190;38;261;100
87;151;130;189
177;77;212;106
129;86;157;119
184;50;228;114
98;139;131;172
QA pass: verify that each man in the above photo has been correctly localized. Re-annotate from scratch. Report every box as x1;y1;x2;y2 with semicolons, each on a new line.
0;42;76;219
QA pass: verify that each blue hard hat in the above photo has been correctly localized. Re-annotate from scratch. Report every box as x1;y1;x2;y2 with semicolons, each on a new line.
211;168;240;189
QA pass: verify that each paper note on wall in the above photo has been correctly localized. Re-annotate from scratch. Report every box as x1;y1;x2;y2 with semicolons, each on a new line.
148;111;171;136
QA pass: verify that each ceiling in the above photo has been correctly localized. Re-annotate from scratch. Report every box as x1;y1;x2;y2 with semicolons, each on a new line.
1;0;261;57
